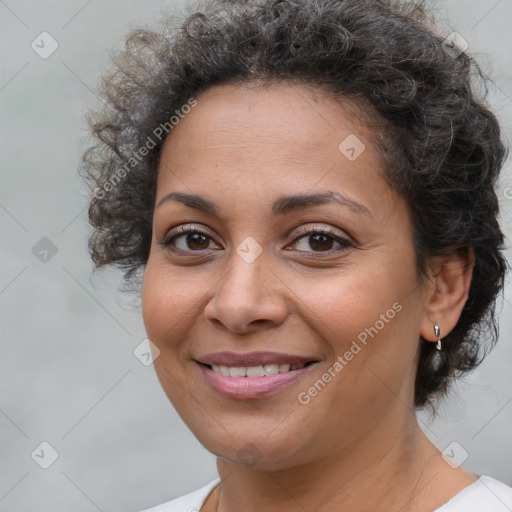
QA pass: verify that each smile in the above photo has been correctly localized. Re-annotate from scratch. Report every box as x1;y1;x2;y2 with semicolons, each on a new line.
195;352;320;399
208;362;311;377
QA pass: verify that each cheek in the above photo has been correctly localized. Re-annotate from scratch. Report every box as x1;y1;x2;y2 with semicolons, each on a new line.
292;263;410;349
292;252;422;389
141;258;205;349
288;267;422;443
141;259;207;412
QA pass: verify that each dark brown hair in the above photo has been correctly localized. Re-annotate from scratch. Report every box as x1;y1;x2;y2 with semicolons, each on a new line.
80;0;508;408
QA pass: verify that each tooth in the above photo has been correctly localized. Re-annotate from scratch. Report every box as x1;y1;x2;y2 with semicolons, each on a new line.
264;364;279;375
211;363;302;376
229;367;246;377
246;366;265;377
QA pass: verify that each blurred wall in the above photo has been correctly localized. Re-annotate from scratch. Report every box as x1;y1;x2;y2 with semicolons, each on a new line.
1;1;511;510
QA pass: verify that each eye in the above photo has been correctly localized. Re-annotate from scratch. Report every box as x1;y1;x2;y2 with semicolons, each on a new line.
159;224;352;255
287;226;353;253
159;225;220;253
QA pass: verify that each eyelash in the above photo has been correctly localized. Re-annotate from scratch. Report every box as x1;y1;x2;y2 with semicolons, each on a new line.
159;224;353;255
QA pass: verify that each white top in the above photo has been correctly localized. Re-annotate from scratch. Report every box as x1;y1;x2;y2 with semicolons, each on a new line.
139;475;512;511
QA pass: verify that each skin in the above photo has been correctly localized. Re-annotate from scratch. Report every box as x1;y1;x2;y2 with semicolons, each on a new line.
142;83;476;512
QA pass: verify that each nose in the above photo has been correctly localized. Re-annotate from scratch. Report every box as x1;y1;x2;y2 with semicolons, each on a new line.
203;249;289;334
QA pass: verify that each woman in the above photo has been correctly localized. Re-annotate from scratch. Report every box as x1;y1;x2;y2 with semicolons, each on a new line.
81;0;512;510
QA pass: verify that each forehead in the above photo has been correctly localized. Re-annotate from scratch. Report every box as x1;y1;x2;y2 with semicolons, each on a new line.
156;82;399;221
161;82;373;164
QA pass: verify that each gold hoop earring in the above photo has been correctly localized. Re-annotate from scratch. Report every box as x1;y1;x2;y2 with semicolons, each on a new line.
434;324;442;350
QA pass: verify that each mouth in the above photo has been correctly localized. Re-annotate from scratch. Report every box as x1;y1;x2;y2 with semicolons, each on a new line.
197;361;315;377
194;351;320;399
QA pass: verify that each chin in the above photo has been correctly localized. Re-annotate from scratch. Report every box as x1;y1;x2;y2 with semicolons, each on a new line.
192;423;313;471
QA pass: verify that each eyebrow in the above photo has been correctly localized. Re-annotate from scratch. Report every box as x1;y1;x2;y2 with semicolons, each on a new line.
156;190;372;218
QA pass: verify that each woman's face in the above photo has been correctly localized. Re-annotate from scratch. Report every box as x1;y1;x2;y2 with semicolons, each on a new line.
142;83;429;469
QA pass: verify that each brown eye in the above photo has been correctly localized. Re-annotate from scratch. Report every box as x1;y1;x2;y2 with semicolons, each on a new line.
307;233;335;251
160;226;219;253
290;228;352;253
182;232;210;250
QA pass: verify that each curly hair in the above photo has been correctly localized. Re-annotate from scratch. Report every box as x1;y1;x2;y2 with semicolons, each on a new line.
80;0;508;408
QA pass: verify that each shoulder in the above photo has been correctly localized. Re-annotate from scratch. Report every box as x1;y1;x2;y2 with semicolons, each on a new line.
435;475;512;511
138;478;221;512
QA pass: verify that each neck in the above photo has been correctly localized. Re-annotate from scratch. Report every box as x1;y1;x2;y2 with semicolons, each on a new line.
211;410;452;512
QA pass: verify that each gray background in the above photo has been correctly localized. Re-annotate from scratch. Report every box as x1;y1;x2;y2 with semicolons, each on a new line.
1;1;511;511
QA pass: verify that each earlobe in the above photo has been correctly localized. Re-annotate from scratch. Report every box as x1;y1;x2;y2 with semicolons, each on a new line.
419;247;475;343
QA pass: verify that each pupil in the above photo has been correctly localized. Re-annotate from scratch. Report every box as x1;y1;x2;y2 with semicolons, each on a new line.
310;234;332;251
188;233;209;249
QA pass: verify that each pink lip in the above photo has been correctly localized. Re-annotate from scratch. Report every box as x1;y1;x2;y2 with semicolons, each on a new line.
197;362;319;400
197;351;316;367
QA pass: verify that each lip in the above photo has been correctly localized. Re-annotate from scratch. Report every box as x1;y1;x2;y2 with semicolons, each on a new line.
196;351;317;367
195;353;320;399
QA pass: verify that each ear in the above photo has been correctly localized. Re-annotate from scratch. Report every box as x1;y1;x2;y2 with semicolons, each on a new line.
419;247;475;344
